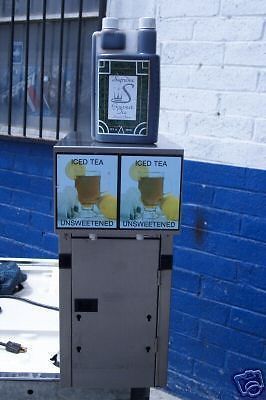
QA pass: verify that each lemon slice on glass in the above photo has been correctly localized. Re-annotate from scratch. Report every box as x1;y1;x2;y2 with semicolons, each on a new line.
129;163;149;181
98;194;117;220
160;195;179;221
65;161;86;180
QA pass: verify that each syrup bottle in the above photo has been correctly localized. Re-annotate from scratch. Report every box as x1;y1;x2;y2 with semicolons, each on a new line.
91;17;160;144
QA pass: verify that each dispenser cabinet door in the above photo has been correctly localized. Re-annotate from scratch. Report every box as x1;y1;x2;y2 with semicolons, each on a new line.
71;238;160;388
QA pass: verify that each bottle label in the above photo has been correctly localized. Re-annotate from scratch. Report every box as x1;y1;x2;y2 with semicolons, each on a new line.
98;59;149;136
108;75;138;121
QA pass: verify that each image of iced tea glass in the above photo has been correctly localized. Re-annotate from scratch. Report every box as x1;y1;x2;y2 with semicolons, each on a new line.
75;171;100;217
138;172;164;219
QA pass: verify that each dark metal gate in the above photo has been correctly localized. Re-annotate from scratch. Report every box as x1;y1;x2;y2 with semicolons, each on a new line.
0;0;106;141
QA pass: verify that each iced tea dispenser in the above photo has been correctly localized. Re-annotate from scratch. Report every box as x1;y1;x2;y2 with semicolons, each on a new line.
54;131;183;400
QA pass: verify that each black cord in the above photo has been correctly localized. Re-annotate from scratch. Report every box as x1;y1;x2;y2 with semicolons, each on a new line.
0;295;59;311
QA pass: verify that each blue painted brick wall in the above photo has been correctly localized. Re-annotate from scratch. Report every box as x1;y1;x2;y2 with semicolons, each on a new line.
169;160;266;400
0;137;57;258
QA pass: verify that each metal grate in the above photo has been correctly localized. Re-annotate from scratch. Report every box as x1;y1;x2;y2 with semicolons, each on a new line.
0;0;106;141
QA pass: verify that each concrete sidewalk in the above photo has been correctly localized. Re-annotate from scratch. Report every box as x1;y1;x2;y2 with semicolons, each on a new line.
150;388;181;400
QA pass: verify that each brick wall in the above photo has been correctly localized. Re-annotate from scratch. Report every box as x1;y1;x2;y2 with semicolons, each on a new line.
108;0;266;170
168;161;266;399
107;0;266;399
0;138;57;258
0;1;265;397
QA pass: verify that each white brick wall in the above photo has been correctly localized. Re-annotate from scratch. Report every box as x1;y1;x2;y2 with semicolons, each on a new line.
255;119;266;143
258;72;266;92
193;18;264;41
220;93;266;118
221;0;266;16
187;115;254;140
161;42;224;65
225;43;266;67
161;88;218;113
108;0;155;18
107;0;266;170
189;66;257;91
159;0;220;18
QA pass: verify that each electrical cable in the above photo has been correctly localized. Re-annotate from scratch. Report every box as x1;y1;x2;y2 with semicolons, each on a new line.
0;295;59;311
0;340;27;353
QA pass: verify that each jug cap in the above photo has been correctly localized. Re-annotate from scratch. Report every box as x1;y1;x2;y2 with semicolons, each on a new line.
139;17;156;29
102;17;119;30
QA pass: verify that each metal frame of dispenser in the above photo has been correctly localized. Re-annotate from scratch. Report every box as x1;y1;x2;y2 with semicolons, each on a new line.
54;131;183;396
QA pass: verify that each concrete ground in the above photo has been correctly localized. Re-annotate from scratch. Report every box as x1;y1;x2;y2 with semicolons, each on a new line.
0;381;182;400
150;388;181;400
